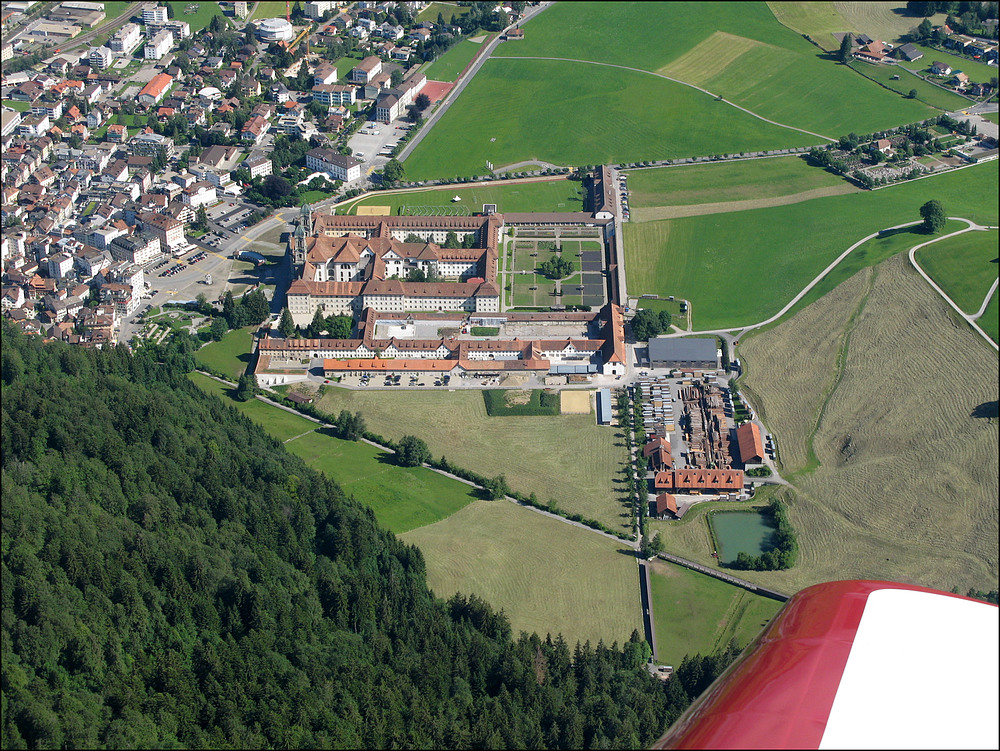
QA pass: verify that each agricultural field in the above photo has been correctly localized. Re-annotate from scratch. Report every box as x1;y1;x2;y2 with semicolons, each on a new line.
625;156;849;209
848;61;971;111
732;254;999;595
893;44;999;83
915;229;999;314
417;2;470;24
422;38;484;82
766;2;852;50
401;501;643;647
623;164;999;331
313;389;631;532
492;2;938;136
831;2;950;44
403;59;816;180
193;326;255;380
647;558;783;667
284;430;478;534
341;179;585;215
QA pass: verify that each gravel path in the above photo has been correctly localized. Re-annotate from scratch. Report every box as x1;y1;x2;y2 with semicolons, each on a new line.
630;184;858;221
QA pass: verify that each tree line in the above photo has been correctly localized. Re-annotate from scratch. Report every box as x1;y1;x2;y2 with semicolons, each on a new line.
1;320;742;748
728;496;798;571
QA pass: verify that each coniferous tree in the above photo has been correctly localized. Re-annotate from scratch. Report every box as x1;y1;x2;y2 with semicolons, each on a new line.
838;33;853;63
278;307;296;338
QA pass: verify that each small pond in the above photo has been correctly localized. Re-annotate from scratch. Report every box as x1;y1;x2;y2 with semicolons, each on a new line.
711;510;776;565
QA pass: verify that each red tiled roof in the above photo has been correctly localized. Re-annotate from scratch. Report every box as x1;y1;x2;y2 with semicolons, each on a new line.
736;422;765;464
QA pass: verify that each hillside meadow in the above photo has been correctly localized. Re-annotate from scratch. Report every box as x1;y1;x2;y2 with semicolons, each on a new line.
401;500;644;648
624;163;998;330
731;254;999;595
915;229;999;315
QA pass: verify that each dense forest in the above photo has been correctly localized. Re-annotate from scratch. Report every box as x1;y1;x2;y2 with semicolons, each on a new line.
0;322;735;749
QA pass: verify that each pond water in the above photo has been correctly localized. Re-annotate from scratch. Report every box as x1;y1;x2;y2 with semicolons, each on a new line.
712;510;776;565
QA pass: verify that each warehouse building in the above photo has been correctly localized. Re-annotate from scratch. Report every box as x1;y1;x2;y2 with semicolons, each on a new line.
648;336;718;370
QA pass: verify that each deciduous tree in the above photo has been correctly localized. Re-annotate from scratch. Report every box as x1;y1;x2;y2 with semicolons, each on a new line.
920;199;946;233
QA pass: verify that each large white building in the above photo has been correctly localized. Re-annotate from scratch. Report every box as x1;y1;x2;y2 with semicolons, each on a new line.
304;149;362;183
257;17;294;42
89;45;113;69
304;1;336;19
142;5;168;24
144;29;173;60
109;22;142;56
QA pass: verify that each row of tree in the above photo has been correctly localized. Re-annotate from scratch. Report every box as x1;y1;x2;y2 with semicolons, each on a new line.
728;496;798;571
630;308;674;342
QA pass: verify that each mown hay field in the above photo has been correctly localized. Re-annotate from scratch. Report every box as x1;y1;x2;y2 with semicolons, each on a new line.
314;389;631;532
402;59;814;180
401;501;643;647
623;164;998;331
732;254;998;595
647;559;783;667
626;156;848;209
342;179;585;215
915;229;999;314
766;2;851;50
832;2;950;44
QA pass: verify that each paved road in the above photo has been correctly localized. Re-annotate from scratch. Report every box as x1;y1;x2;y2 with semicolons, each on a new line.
398;1;554;164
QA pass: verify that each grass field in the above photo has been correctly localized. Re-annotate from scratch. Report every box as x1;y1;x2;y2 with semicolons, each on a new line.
417;2;470;24
312;389;631;532
189;372;317;441
732;254;999;595
164;1;226;33
979;292;999;343
491;2;937;137
893;43;999;83
284;430;478;534
194;326;254;380
849;61;971;111
342;179;584;215
1;100;30;112
625;156;847;208
623;164;999;330
248;1;288;21
916;229;999;314
647;558;783;666
403;59;816;180
401;501;643;647
831;2;950;44
766;2;851;50
983;112;1000;125
421;38;483;82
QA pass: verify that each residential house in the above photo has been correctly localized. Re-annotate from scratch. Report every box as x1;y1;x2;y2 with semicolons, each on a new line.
931;61;953;75
350;56;383;83
181;181;217;208
314;63;339;86
305;148;362;182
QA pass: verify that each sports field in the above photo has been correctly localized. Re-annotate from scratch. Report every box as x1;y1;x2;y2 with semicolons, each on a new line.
402;58;816;180
341;179;584;215
164;2;226;33
421;38;484;82
401;501;643;647
284;430;478;534
915;229;999;314
623;164;999;330
734;254;999;595
313;389;631;532
248;1;287;21
560;390;591;414
647;558;783;666
625;156;847;209
194;326;254;380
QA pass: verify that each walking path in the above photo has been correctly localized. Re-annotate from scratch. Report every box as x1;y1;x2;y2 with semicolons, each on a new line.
907;221;999;352
630;183;858;222
497;56;836;142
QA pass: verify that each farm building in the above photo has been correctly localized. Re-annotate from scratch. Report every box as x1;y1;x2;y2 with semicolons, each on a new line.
653;469;744;495
735;422;765;467
896;43;923;62
597;388;612;425
649;493;680;520
643;435;673;471
648;337;718;370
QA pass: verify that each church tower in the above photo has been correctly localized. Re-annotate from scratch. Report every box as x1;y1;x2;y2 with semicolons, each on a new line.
291;203;311;270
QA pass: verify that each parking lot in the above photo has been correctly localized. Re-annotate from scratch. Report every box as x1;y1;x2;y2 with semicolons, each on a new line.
347;121;411;171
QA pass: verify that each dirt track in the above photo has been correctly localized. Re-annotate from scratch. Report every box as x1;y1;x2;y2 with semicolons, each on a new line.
630;183;859;221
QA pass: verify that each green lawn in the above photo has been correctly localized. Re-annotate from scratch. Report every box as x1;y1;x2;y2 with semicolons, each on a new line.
916;230;999;314
1;100;31;112
248;1;288;21
417;2;470;24
624;164;999;330
97;1;134;27
983;112;1000;125
342;179;585;215
194;326;255;380
978;291;999;343
164;1;226;33
894;43;999;84
313;389;632;532
284;430;477;534
647;559;783;666
626;155;846;208
422;38;484;82
403;58;816;180
493;2;937;137
401;501;643;648
189;372;317;441
848;61;971;112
